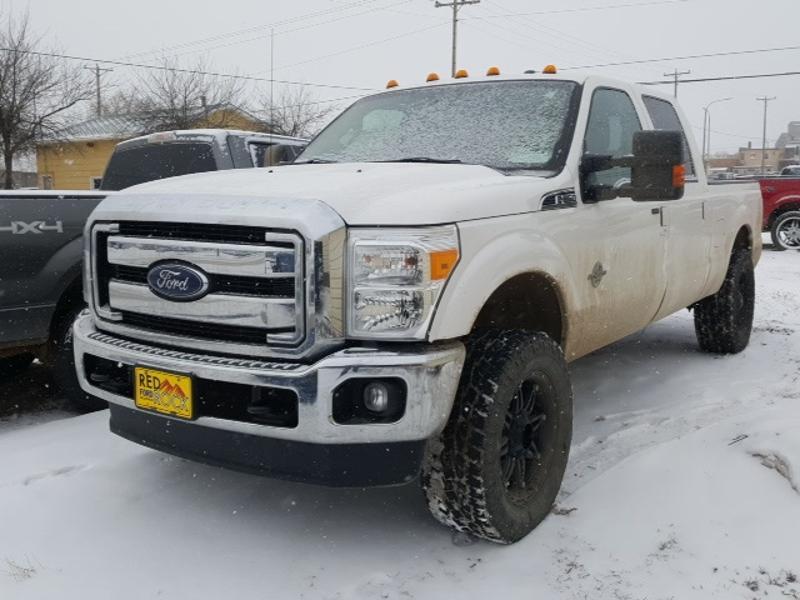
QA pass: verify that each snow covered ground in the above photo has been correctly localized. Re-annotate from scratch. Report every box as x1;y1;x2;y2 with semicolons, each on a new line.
1;246;798;599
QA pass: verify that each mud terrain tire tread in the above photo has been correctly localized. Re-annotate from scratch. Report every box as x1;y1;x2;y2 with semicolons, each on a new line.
694;249;755;354
421;330;573;544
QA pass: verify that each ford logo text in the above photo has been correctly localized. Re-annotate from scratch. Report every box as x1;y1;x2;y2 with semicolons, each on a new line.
146;263;210;302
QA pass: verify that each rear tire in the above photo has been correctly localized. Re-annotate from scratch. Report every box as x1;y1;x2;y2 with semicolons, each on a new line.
0;353;34;378
694;249;755;354
770;211;800;251
50;307;106;412
421;330;573;544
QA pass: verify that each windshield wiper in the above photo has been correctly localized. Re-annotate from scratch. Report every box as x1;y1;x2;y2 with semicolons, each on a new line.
292;158;339;165
372;157;464;164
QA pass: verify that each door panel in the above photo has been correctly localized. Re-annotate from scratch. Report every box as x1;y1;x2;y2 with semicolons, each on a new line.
570;86;668;356
655;184;710;319
641;95;710;318
567;198;667;357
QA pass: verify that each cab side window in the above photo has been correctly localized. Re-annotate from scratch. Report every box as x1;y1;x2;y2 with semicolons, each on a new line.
583;88;642;198
642;95;696;178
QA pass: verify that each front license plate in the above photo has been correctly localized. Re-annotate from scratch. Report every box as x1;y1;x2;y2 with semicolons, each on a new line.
134;367;193;420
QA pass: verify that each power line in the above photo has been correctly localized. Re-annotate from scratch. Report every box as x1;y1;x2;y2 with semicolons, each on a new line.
638;70;800;85
260;92;366;113
473;0;662;79
167;0;415;61
271;22;448;73
483;0;648;71
0;47;377;92
117;0;386;61
469;3;598;68
690;123;762;142
564;43;800;71
461;0;689;19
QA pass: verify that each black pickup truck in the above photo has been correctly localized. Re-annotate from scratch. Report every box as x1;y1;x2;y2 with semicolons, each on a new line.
0;129;306;409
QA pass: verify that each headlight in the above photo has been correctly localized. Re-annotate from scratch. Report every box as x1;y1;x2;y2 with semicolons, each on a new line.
347;226;460;339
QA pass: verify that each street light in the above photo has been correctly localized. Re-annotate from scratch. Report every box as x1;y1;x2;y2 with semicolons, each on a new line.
702;97;733;170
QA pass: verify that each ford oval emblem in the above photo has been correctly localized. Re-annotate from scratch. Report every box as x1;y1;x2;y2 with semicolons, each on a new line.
146;262;210;302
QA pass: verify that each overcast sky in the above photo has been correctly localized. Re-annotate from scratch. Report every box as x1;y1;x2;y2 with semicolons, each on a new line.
4;0;799;153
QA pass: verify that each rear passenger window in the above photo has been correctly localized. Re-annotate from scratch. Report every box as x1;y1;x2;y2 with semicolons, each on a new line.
643;96;696;178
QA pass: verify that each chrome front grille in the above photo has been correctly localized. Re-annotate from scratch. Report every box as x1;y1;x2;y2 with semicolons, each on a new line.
90;221;306;355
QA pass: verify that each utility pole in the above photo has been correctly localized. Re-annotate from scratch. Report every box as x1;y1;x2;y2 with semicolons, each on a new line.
270;28;275;135
663;68;691;98
757;95;776;175
83;63;113;117
435;0;480;77
701;97;732;172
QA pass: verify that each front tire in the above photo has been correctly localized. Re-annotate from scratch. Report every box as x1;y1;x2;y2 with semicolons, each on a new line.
694;249;755;354
422;330;573;544
770;211;800;251
50;307;106;412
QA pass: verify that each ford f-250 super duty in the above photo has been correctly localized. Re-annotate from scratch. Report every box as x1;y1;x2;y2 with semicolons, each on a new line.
1;130;305;409
73;69;762;543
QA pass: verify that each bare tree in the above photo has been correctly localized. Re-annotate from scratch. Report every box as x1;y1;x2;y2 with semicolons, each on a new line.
113;56;245;132
261;85;335;138
0;14;91;188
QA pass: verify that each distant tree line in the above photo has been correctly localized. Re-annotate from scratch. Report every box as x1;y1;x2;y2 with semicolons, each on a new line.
106;56;333;138
0;14;91;188
0;13;336;188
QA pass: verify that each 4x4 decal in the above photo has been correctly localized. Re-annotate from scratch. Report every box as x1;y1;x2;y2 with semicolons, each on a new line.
0;220;64;234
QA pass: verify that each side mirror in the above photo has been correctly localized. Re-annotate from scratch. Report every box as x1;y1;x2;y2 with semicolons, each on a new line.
629;130;685;201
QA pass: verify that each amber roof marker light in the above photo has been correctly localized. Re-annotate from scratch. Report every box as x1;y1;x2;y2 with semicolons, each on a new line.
543;64;558;74
426;72;440;82
672;164;686;188
486;66;501;76
454;69;469;79
386;79;399;89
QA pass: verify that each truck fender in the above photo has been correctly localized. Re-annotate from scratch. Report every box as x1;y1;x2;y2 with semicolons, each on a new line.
41;235;85;311
769;193;800;224
428;222;576;347
706;200;761;297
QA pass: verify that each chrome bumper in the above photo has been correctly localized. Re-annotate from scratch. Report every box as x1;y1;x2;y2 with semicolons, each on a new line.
73;313;465;444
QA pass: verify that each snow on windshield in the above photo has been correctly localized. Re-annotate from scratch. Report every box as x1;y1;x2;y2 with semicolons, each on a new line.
301;80;578;170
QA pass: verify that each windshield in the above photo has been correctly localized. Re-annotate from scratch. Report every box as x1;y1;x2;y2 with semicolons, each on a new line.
100;142;217;190
298;80;580;172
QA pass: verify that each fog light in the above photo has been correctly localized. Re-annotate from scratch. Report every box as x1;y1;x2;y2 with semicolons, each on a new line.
332;378;407;424
363;382;390;413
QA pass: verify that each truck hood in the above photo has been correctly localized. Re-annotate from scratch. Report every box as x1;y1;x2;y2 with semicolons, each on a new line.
122;162;556;225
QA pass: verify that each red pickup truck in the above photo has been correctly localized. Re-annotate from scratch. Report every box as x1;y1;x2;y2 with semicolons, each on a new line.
760;177;800;250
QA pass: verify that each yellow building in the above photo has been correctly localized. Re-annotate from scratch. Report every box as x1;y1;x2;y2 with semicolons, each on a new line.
36;106;266;190
37;115;145;190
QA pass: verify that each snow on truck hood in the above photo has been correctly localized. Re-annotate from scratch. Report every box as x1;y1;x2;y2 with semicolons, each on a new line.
120;162;551;225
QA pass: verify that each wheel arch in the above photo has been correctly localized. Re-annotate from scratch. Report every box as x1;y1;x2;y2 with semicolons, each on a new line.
428;224;575;351
731;224;753;253
767;195;800;228
48;275;84;340
470;272;567;348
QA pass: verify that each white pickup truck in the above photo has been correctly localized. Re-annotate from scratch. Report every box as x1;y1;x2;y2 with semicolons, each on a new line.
73;69;762;543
